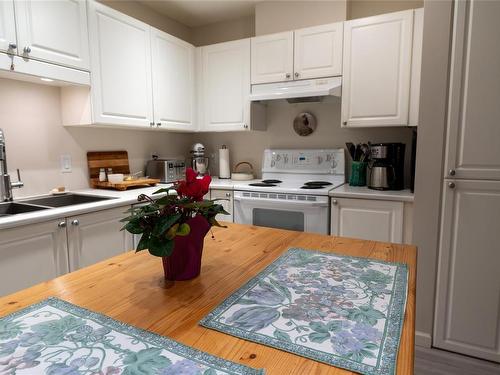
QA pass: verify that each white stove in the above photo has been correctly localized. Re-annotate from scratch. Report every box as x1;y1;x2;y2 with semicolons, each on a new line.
233;149;345;234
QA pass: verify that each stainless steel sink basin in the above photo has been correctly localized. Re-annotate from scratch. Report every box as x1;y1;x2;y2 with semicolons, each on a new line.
21;193;115;208
0;202;49;217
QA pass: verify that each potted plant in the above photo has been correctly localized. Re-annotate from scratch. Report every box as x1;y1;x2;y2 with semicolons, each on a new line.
121;168;228;281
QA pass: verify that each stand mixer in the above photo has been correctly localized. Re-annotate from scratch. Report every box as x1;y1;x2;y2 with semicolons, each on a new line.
190;143;210;176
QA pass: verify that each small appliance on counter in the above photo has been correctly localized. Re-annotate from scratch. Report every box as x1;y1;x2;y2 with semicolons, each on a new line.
190;143;209;176
367;143;405;190
145;156;186;183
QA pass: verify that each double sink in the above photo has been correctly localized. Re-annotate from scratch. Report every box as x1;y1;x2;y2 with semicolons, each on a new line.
0;194;116;218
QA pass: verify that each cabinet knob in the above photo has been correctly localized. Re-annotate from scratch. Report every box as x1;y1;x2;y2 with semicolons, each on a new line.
448;182;456;189
285;73;291;79
342;121;347;126
294;72;299;78
8;43;16;50
449;169;456;176
156;123;161;127
332;199;338;205
71;219;80;226
23;46;31;54
58;221;66;228
225;192;231;198
149;122;154;127
243;124;248;129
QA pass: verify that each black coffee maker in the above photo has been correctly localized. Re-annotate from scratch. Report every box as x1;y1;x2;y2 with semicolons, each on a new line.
368;143;405;190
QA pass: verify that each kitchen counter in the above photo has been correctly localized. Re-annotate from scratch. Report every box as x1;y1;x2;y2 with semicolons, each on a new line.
329;184;414;202
0;184;172;230
209;177;261;189
0;223;416;375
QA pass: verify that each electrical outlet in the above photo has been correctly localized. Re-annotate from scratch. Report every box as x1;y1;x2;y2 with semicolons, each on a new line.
60;154;72;173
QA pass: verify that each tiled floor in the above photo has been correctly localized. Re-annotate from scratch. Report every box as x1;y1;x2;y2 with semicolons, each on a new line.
415;346;500;375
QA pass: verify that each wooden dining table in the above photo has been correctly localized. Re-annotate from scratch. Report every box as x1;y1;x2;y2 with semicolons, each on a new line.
0;223;416;374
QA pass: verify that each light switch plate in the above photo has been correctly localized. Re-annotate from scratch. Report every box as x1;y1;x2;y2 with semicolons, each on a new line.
60;154;72;173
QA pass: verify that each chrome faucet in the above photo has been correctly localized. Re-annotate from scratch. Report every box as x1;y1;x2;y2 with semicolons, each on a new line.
0;129;23;201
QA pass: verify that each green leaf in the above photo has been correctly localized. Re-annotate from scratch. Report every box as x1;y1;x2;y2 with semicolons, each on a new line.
147;237;174;257
208;217;227;228
122;348;171;375
204;369;217;375
309;321;329;333
153;214;181;236
327;320;344;332
152;187;176;195
136;232;151;252
124;220;144;234
347;305;385;326
237;298;259;305
268;277;292;302
176;223;191;236
308;331;330;344
31;316;85;345
273;329;292;342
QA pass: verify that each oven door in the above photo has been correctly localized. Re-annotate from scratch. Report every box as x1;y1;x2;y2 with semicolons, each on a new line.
233;191;329;234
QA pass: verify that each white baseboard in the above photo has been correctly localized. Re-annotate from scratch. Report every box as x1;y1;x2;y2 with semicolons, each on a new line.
415;330;432;347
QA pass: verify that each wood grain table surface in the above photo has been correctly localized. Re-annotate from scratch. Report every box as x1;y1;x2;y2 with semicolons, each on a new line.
0;223;417;374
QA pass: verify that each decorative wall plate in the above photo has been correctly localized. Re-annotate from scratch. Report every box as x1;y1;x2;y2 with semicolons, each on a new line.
293;112;317;136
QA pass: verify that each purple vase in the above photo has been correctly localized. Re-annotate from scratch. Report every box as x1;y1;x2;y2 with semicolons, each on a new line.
162;215;211;281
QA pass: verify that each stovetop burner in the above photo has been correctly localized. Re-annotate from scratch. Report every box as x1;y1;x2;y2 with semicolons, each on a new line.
249;183;277;187
304;181;333;186
261;179;282;184
300;185;325;189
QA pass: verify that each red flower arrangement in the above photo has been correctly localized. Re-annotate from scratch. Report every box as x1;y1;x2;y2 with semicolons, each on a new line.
122;168;228;258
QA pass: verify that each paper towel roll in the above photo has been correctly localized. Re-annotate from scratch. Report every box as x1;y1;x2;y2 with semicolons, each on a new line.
219;145;231;179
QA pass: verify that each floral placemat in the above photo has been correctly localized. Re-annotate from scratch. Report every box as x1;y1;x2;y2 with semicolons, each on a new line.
0;297;264;375
200;248;408;375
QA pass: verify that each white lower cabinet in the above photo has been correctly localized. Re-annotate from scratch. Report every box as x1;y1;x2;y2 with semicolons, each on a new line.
67;206;133;271
330;197;404;243
0;219;69;297
210;189;233;222
434;180;500;362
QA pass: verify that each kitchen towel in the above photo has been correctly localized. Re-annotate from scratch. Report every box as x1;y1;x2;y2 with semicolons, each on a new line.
0;297;264;375
200;248;408;375
219;145;231;179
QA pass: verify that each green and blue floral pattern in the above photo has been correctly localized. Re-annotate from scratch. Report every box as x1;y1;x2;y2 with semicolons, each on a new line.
200;248;408;375
0;298;263;375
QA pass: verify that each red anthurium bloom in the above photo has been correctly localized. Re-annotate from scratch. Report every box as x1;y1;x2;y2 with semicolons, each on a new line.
176;168;211;201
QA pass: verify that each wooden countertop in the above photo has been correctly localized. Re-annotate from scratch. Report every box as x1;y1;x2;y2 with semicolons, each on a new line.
0;223;417;374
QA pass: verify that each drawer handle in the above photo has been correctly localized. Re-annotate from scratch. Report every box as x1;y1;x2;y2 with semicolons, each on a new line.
448;182;456;189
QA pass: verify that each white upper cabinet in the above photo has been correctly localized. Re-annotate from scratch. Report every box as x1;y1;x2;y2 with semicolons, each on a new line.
199;39;251;132
0;0;16;53
444;0;500;181
14;0;90;70
294;22;343;80
87;0;153;127
151;28;196;131
251;31;294;84
409;8;424;127
341;10;413;127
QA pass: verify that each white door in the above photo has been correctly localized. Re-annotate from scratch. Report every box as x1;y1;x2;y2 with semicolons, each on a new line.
251;31;293;84
87;0;154;127
14;0;89;70
330;197;403;243
434;179;500;362
444;0;500;181
151;27;196;131
210;189;233;222
0;0;16;54
0;219;69;297
341;10;413;127
294;22;343;80
67;206;133;271
199;39;250;132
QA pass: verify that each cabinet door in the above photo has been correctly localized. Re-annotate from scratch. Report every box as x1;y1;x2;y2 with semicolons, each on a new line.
434;180;500;362
14;0;89;70
409;8;424;127
251;31;293;84
341;10;413;127
67;206;132;271
200;39;250;132
0;0;16;53
87;0;153;127
0;219;68;297
444;0;500;180
330;198;403;243
294;22;343;80
210;189;233;222
151;28;196;131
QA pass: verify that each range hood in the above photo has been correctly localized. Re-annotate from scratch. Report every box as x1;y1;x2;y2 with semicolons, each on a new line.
250;76;342;103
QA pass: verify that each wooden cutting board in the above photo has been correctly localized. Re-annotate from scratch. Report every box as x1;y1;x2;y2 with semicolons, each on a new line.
87;151;160;191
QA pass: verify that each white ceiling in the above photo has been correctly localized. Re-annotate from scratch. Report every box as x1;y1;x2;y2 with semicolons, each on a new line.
140;0;263;28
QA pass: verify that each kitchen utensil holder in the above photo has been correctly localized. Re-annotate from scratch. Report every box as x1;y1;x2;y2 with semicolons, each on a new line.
349;161;368;186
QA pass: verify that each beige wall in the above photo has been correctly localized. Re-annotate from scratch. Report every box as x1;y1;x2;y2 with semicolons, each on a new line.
192;16;255;46
195;100;413;182
99;0;192;42
347;0;423;20
412;0;453;345
0;78;192;199
255;1;347;35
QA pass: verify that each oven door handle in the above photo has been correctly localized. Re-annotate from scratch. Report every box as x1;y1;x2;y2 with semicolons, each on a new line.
234;196;329;208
